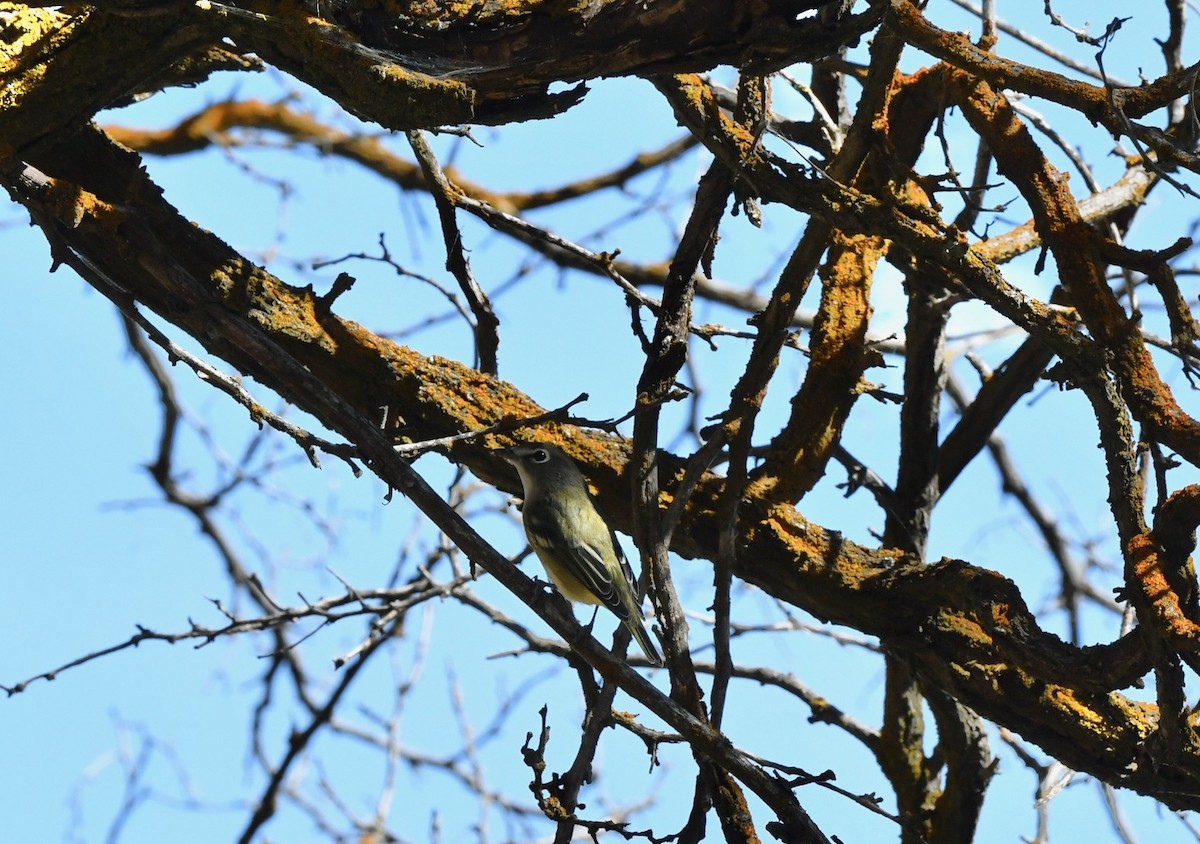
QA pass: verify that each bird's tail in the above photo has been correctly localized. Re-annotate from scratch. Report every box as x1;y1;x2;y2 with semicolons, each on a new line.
626;615;663;667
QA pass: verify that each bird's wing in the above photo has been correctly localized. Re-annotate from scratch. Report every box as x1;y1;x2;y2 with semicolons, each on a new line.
525;509;631;620
527;504;661;666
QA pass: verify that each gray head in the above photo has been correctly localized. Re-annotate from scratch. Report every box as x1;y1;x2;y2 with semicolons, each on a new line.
497;443;588;499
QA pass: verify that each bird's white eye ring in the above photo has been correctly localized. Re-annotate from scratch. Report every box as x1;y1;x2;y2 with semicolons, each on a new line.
532;448;550;463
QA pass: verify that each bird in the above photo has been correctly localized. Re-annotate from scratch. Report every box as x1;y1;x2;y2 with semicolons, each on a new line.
497;442;663;667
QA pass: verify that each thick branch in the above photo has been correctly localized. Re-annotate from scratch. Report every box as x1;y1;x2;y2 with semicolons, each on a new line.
319;0;882;112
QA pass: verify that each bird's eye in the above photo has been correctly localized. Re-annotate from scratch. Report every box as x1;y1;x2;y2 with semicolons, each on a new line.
532;448;550;463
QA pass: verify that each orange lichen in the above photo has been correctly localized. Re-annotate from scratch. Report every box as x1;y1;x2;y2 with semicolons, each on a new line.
751;232;881;503
936;607;990;645
1127;532;1199;635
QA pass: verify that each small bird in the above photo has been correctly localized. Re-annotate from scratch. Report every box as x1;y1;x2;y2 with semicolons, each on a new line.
497;442;663;667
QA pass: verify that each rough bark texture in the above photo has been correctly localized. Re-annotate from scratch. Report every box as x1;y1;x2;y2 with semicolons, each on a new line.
6;0;1200;840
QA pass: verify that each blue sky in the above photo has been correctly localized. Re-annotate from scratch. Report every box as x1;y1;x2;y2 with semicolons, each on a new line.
5;3;1200;841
